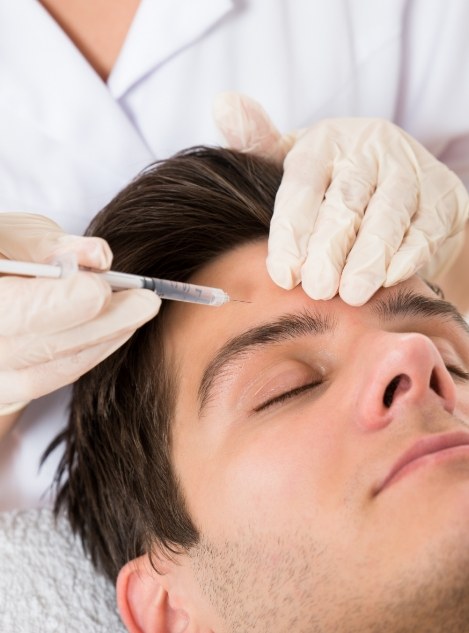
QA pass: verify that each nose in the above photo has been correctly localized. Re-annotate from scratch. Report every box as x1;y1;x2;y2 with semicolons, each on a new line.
354;332;457;431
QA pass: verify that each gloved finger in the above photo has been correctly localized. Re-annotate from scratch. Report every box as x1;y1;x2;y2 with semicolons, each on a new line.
0;213;112;270
300;165;376;300
213;92;294;163
383;211;449;287
267;144;333;289
419;232;466;281
339;174;419;305
382;147;468;286
415;172;469;280
1;289;161;370
0;331;135;403
0;272;112;336
383;174;463;287
47;234;113;270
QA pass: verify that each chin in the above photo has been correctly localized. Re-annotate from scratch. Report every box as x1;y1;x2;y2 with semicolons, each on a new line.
341;525;469;633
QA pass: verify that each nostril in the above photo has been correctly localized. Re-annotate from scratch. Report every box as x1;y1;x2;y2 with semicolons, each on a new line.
382;374;412;408
383;376;401;408
429;368;440;394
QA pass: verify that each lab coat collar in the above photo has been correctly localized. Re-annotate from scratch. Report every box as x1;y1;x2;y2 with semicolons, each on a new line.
0;0;155;181
108;0;236;99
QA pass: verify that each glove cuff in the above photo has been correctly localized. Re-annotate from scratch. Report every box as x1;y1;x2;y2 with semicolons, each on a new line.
0;401;30;416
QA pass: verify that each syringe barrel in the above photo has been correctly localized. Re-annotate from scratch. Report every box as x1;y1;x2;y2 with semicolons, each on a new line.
145;278;229;306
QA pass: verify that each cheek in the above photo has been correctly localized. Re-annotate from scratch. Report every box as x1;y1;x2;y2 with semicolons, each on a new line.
456;385;469;421
184;405;349;540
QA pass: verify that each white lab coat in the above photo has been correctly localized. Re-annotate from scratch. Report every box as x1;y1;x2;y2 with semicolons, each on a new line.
1;0;469;509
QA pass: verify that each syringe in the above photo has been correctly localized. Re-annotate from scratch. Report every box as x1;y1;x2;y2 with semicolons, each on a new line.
0;259;232;307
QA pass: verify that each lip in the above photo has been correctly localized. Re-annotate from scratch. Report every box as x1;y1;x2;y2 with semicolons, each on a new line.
375;431;469;495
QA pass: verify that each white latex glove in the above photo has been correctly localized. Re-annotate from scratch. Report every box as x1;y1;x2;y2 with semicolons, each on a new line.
0;213;161;411
213;92;469;306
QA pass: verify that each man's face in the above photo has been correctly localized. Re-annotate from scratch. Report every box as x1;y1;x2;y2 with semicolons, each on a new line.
164;240;469;633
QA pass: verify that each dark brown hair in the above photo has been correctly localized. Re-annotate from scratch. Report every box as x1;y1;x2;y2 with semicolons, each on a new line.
49;147;283;582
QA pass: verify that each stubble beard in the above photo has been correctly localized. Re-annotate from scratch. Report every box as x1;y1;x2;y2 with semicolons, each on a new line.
189;528;469;633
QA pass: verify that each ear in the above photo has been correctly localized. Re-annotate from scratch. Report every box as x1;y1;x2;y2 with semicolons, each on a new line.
116;555;190;633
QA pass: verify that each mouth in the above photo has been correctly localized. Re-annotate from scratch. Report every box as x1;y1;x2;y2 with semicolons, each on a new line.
375;431;469;495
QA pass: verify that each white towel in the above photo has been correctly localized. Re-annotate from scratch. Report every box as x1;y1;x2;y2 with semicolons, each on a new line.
0;508;126;632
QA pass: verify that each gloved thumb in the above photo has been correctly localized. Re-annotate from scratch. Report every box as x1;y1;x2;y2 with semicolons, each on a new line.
0;213;112;270
213;91;295;163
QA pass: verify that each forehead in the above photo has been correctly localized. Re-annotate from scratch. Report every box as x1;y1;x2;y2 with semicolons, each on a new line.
163;239;430;374
165;240;311;362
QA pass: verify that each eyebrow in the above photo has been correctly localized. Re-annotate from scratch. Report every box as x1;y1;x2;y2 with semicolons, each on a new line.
198;310;335;414
197;289;469;415
371;288;469;335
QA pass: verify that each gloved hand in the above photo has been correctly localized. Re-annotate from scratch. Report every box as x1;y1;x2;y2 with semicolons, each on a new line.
214;92;469;306
0;213;161;413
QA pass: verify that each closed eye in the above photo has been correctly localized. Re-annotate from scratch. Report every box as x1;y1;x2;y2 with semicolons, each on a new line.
253;380;323;413
252;363;468;414
446;364;469;382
